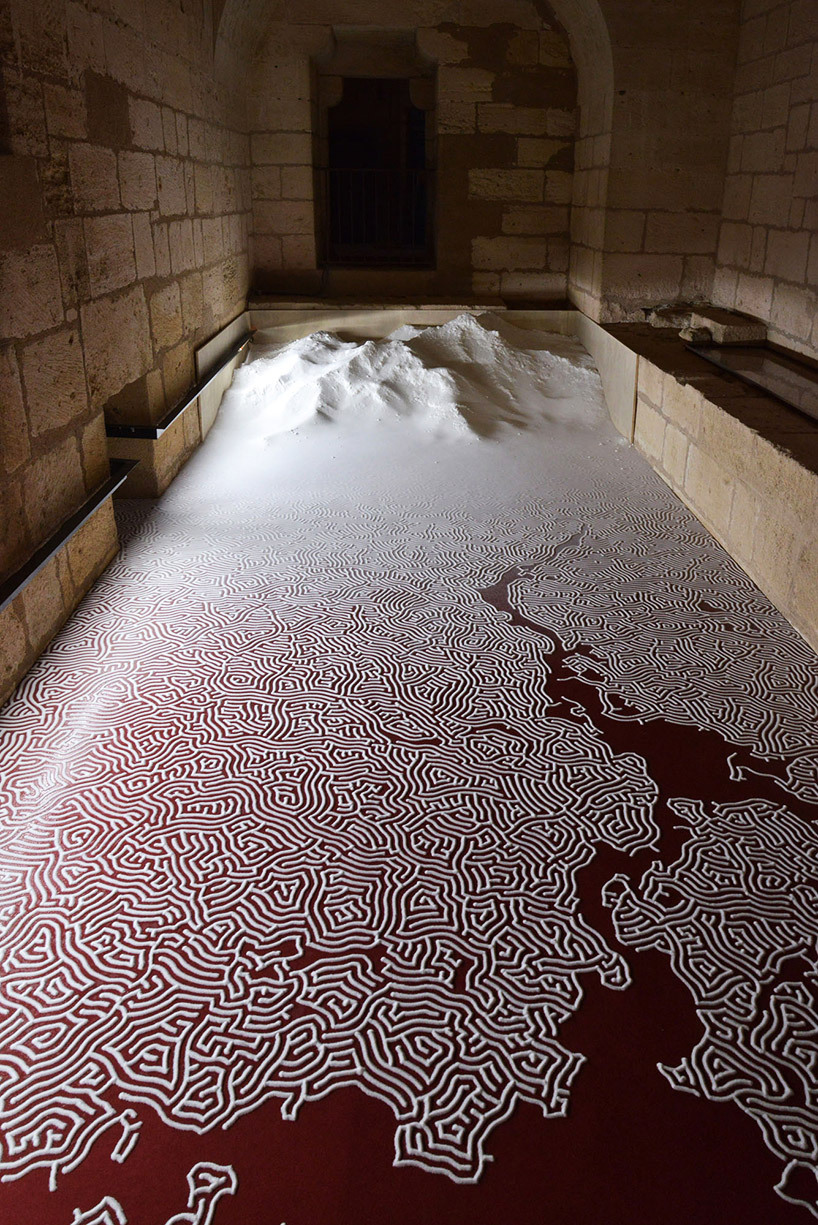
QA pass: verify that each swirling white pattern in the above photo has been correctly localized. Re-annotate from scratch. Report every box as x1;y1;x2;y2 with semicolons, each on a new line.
605;797;818;1215
0;316;817;1213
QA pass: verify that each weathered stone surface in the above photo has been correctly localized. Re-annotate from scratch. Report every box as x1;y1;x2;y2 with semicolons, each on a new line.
119;151;157;211
84;213;137;296
19;557;68;654
21;327;88;436
0;346;31;475
150;282;183;351
22;434;86;543
0;246;64;338
69;143;120;212
469;169;544;201
81;285;152;410
66;499;118;591
0;157;49;251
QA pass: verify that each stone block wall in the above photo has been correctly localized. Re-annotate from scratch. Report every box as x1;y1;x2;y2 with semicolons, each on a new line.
712;0;818;359
246;5;576;300
633;354;818;653
593;0;740;321
0;0;252;705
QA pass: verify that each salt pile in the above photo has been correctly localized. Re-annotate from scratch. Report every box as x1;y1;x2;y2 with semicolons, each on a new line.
219;312;605;445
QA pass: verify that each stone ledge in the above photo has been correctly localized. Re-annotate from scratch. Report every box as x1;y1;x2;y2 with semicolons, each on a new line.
614;323;818;655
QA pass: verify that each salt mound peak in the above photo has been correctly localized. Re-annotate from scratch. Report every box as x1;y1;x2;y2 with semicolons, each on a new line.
221;311;604;443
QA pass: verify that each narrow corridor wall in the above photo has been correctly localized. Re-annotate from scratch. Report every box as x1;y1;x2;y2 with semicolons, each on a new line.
0;0;252;703
712;0;818;359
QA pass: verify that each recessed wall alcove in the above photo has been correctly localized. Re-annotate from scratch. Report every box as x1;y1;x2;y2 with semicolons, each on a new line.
313;29;437;276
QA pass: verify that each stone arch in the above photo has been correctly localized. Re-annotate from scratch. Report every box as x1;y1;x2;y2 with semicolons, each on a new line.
215;0;615;311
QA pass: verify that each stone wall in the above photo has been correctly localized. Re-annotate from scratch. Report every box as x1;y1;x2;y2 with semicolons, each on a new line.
594;0;740;321
712;0;818;359
245;3;576;301
632;340;818;653
0;0;252;704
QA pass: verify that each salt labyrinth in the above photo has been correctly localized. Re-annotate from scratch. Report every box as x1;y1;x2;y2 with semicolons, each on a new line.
2;314;818;1216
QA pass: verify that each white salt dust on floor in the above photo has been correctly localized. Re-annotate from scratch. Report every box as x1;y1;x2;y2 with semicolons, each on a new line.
2;313;818;1222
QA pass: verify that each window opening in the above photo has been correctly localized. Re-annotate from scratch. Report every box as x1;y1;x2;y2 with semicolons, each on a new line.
322;78;434;267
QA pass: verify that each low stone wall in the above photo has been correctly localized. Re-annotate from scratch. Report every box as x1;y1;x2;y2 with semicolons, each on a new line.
0;498;118;707
626;328;818;654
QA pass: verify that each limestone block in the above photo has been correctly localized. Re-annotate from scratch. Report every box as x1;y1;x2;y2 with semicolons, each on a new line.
180;272;204;335
53;218;90;309
684;444;734;533
156;155;187;216
129;97;164;151
84;71;131;149
633;396;666;463
21;327;88;436
153;222;171;278
439;66;495;101
65;2;107;76
19;557;68;654
201;217;224;264
194;163;214;212
735;271;774;319
253;235;283;271
2;67;48;157
472;236;547;271
471;271;501;295
80;284;152;409
0;346;31;475
661;422;688;487
69;144;120;212
282;166;313;200
661;377;701;438
102;19;147;93
603;253;685;306
132;212;156;279
162;107;178;155
545;109;575;138
726;480;760;564
150;282;183;351
251;166;282;200
66;499;118;592
162;341;193;407
43;84;87;140
255;200;313;235
717;221;752;267
119;151;157;211
644;211;720;255
80;413;109;491
502;205;569;235
84;214;137;297
0;245;64;339
770;282;817;345
416;29;468;64
749;173;795;225
751;512;802;605
469;169;544;202
0;606;28;705
250;132;312;165
544;171;573;205
478;105;548;136
687;306;767;345
282;234;317;269
22;434;85;544
791;539;818;652
500;270;566;298
0;156;49;253
605;210;646;253
437;100;477;134
169;219;196;274
516;138;569;168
